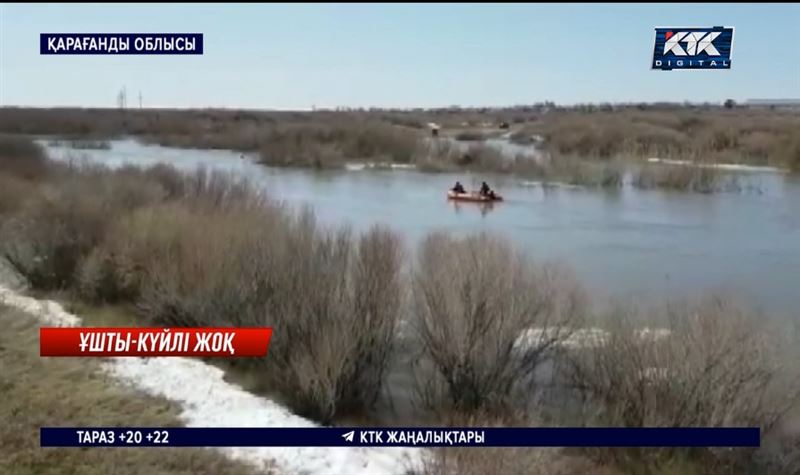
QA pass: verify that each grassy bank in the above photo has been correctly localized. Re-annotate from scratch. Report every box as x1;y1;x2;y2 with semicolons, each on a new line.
256;121;420;168
0;305;272;475
632;162;741;194
515;155;625;189
1;136;798;474
4;105;798;173
522;108;800;171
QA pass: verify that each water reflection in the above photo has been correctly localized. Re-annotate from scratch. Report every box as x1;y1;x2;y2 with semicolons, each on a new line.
449;200;497;217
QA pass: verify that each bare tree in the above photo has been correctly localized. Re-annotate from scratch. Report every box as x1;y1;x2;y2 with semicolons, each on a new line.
412;232;586;414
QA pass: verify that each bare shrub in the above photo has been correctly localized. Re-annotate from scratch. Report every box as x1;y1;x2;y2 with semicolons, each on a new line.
261;221;405;422
514;155;623;188
567;295;800;473
259;133;342;168
0;174;32;216
1;180;116;289
141;163;186;198
131;203;287;326
553;157;623;188
76;201;216;304
412;232;586;415
342;226;405;410
342;123;421;163
632;163;737;193
1;168;166;290
597;161;625;188
16;161;404;423
76;247;122;303
116;200;404;423
259;122;422;168
536;108;800;168
782;133;800;172
459;144;508;171
0;134;49;180
415;140;461;172
177;167;267;210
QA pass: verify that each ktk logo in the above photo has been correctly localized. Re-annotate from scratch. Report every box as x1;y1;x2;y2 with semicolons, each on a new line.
652;26;734;70
663;31;721;56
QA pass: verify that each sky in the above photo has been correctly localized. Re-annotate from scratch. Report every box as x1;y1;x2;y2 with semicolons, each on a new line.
1;3;798;109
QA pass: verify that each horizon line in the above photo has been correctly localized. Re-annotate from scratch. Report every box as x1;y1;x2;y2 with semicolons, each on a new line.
3;98;799;112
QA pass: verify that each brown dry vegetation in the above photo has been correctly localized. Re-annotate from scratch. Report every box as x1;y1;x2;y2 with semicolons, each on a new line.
0;305;273;475
632;163;739;194
0;137;406;424
565;297;800;474
3;104;798;172
1;136;798;474
517;155;625;188
0;133;51;180
525;108;800;170
412;233;586;414
257;122;421;168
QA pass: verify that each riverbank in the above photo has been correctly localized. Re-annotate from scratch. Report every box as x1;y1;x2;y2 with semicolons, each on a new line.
1;137;798;474
514;107;800;171
0;302;273;475
35;132;791;196
2;105;798;173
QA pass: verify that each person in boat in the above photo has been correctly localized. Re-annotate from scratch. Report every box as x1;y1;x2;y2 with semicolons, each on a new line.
451;181;466;194
479;181;498;200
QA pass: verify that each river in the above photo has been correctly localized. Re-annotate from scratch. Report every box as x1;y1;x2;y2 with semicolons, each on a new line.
42;139;800;319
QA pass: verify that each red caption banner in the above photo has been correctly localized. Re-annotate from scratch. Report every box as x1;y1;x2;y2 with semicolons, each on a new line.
40;327;273;357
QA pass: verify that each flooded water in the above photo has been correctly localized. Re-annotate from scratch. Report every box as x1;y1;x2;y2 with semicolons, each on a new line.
435;134;544;160
43;139;800;319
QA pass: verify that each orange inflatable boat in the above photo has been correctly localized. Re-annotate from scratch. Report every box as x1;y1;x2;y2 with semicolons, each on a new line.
447;190;504;202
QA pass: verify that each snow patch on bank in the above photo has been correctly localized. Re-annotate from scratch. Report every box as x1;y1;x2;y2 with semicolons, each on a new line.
646;158;786;174
519;180;585;190
0;286;80;327
103;356;419;475
345;162;417;172
516;327;671;350
0;284;421;475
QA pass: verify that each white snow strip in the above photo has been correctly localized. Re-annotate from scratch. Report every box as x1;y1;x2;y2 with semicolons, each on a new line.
646;158;786;173
516;326;671;351
345;162;417;171
519;180;585;190
103;357;420;475
0;286;80;327
0;284;422;475
345;163;367;171
635;327;671;342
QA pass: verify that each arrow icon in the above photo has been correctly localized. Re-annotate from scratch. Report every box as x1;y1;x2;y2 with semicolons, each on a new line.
342;431;355;443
